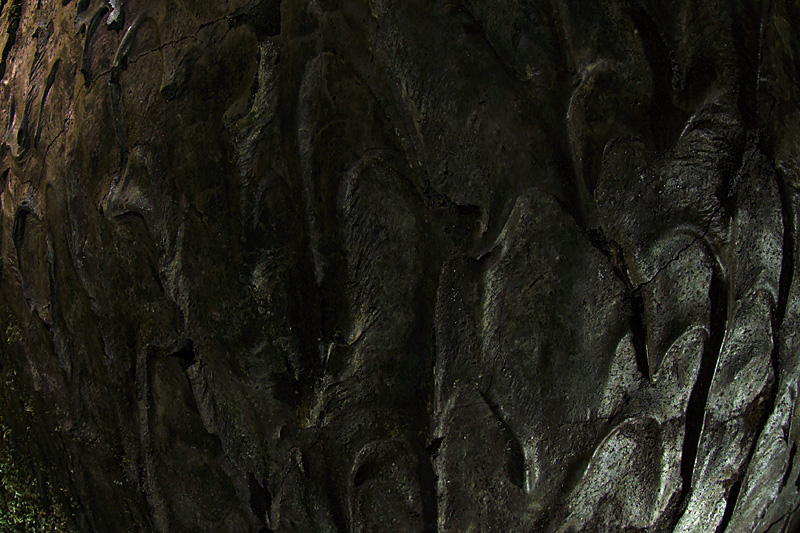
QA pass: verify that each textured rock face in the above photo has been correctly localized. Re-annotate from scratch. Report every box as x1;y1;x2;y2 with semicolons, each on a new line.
0;0;799;531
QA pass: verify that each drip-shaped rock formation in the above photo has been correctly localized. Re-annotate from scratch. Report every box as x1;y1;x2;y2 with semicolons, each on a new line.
0;0;799;531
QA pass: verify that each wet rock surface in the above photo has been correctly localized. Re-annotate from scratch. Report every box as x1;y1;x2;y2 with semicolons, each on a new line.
0;0;799;531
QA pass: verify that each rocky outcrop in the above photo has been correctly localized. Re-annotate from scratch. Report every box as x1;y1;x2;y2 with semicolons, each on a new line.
0;0;799;531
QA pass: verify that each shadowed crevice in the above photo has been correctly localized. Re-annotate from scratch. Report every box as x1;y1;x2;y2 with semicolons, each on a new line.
679;264;728;509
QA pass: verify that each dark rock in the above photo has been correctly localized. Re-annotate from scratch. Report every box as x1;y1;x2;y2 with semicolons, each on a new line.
0;0;799;531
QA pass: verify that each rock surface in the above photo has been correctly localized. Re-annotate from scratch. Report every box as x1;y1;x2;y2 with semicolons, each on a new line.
0;0;799;531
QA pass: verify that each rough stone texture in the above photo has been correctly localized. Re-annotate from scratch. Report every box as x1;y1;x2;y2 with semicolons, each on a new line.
0;0;798;531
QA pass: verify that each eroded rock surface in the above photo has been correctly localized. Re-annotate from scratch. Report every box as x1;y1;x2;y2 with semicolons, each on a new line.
0;0;799;531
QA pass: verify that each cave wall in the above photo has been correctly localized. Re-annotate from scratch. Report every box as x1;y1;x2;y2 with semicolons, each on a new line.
0;0;799;531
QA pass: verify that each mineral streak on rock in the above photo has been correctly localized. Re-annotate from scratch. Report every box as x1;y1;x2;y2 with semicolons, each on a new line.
0;0;799;531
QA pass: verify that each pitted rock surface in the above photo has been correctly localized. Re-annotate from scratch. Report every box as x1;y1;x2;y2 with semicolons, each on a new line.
0;0;799;531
